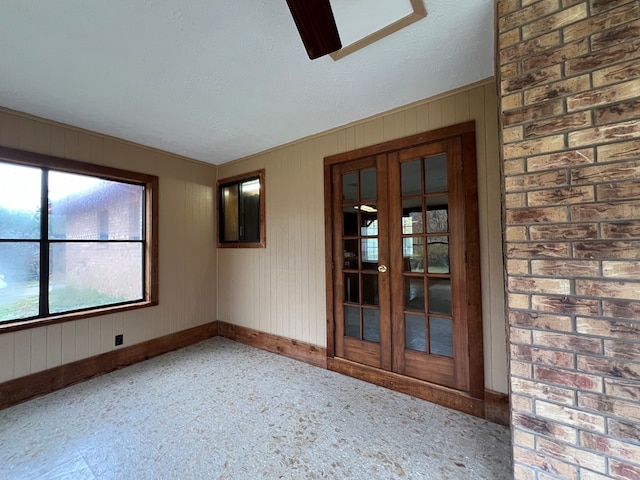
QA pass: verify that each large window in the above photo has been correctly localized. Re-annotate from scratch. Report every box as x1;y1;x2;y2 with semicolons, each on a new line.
0;147;158;331
218;170;265;248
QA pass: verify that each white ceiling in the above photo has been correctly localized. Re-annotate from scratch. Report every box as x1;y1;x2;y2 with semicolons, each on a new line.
0;0;494;165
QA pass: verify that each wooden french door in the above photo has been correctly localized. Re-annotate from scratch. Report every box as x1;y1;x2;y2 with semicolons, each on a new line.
326;124;483;397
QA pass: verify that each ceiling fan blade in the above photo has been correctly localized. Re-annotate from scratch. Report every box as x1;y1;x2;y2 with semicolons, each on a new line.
285;0;342;59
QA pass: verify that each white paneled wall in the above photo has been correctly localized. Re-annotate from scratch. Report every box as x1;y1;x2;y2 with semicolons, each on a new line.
218;79;508;393
0;108;217;383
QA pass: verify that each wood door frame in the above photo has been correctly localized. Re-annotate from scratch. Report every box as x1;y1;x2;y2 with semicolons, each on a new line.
324;121;484;400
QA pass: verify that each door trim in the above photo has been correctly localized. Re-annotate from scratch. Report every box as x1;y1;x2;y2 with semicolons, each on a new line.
324;121;484;403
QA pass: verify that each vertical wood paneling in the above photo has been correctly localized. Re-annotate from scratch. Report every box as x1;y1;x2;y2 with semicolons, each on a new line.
13;330;31;378
217;79;508;392
30;327;47;373
61;321;77;364
46;324;62;368
0;333;14;382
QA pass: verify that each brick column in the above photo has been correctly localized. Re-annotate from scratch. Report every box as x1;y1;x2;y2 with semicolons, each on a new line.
497;1;640;479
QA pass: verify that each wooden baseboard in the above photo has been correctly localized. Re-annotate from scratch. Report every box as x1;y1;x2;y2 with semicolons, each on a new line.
484;389;510;426
0;321;219;410
328;357;485;417
217;321;327;368
0;320;509;426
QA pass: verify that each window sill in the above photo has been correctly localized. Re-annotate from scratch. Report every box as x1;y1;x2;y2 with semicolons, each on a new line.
0;300;158;334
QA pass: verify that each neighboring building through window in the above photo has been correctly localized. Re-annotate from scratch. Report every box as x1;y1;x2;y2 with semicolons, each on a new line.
218;170;265;248
0;147;158;330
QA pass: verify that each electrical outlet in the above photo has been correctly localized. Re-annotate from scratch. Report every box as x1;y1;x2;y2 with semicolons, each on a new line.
115;334;124;346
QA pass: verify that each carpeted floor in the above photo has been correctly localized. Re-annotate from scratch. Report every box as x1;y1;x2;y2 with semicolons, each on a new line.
0;337;512;479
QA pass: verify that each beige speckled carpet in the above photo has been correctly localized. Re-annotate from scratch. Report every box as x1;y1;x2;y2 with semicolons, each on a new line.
0;337;512;479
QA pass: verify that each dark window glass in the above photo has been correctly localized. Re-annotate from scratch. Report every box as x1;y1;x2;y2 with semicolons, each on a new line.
218;171;265;247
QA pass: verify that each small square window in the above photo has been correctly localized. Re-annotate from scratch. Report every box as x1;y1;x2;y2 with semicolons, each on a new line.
217;170;265;248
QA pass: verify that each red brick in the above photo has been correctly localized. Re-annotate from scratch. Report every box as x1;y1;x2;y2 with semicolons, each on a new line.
500;0;562;33
605;339;640;361
581;431;640;465
532;295;600;316
506;207;569;224
524;111;591;138
610;459;640;480
563;3;640;43
536;400;606;432
603;299;640;320
510;310;573;331
567;79;640;112
531;259;599;277
592;19;640;52
597;140;640;162
522;4;588;40
574;241;640;259
565;38;640;75
593;59;640;87
579;393;640;422
513;446;579;479
602;221;640;239
512;377;576;405
537;437;607;472
577;317;640;339
524;75;591;105
576;279;640;301
568;120;640;148
577;355;640;381
507;242;570;259
605;378;640;402
598;182;640;201
533;331;603;354
518;344;576;368
608;419;640;444
571;202;640;222
535;365;603;391
503;99;565;126
514;413;578;443
527;148;594;172
530;223;597;240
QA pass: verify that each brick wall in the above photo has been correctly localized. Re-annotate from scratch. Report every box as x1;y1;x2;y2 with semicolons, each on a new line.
497;1;640;479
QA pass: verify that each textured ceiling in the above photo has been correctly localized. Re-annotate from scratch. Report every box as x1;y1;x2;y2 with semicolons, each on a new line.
0;1;494;165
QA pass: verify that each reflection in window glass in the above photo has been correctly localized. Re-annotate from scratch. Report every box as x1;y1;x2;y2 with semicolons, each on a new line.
424;154;448;193
403;237;424;272
402;198;422;234
427;236;449;273
360;168;376;201
342;172;357;202
405;313;426;352
405;276;425;312
344;273;359;303
0;162;41;240
363;309;380;343
0;243;39;321
428;278;452;315
426;195;448;233
218;172;264;245
401;159;421;196
430;317;453;357
345;306;360;338
49;243;143;313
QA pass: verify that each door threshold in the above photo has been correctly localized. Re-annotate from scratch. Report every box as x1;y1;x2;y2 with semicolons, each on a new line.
328;357;485;419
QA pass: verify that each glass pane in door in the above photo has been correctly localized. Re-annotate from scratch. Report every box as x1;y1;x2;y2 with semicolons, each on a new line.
424;154;448;193
345;306;360;338
405;314;426;352
363;309;380;342
430;317;453;357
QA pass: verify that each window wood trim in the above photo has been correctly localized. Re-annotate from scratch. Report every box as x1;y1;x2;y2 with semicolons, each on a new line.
0;146;159;334
217;169;266;249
